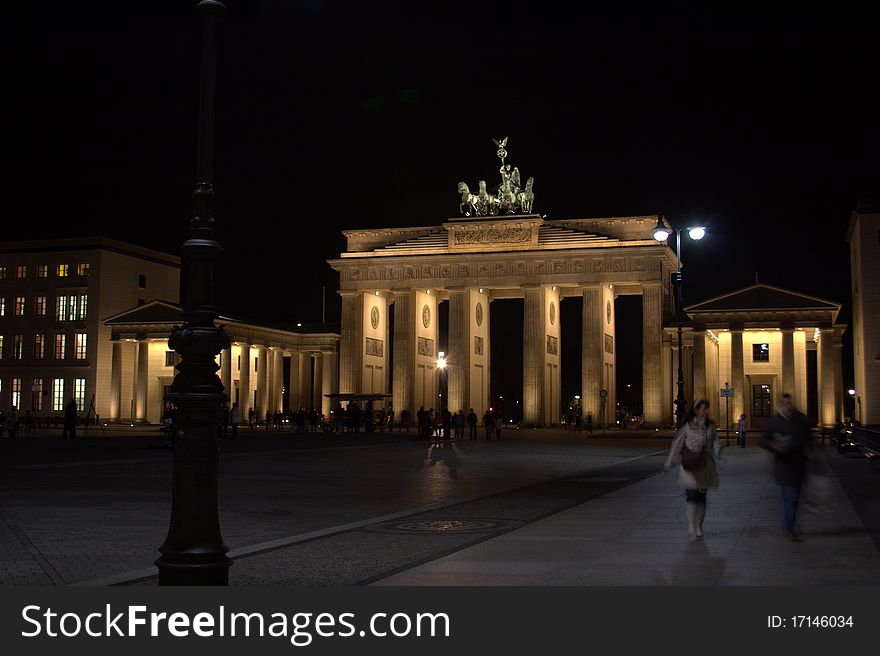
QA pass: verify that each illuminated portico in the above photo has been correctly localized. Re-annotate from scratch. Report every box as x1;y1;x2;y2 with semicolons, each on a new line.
103;301;339;424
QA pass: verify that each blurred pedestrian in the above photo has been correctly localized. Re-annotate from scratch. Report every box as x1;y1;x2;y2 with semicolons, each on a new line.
494;414;503;440
664;399;721;541
759;393;815;542
5;407;18;439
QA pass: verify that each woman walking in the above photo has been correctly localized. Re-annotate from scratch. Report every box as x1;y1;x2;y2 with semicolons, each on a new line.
664;399;721;541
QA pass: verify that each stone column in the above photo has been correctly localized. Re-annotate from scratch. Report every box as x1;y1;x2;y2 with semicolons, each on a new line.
322;350;336;416
692;331;707;403
109;339;122;420
300;353;312;410
523;285;544;425
392;290;415;424
288;351;300;410
581;285;603;424
239;344;252;418
661;335;673;426
273;348;283;413
266;349;275;414
781;328;795;398
338;291;362;394
447;288;469;414
642;284;663;425
833;338;844;422
818;328;835;426
256;346;268;419
730;330;745;421
135;338;149;422
220;345;232;401
312;352;323;412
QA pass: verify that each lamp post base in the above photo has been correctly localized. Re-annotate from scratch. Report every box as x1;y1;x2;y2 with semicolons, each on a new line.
156;557;232;586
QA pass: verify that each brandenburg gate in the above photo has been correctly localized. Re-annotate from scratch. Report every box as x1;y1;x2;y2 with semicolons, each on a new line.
328;140;679;426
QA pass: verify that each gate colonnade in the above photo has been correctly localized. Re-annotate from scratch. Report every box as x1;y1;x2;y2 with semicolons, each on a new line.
329;214;679;426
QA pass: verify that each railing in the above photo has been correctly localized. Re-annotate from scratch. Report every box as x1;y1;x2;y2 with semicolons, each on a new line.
851;426;880;454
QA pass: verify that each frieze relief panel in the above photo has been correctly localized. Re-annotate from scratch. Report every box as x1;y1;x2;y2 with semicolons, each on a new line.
417;337;435;357
591;259;606;273
365;337;384;357
572;260;586;274
552;260;565;274
632;257;646;271
474;336;484;356
546;335;558;356
440;264;453;278
451;225;532;246
604;334;614;355
611;258;626;272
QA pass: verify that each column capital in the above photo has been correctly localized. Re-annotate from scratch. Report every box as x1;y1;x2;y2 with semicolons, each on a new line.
337;289;360;298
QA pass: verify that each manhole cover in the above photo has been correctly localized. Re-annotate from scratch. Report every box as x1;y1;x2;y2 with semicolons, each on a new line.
567;476;631;483
366;518;524;535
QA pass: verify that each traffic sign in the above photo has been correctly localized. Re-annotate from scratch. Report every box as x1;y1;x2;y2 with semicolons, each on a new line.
721;388;734;398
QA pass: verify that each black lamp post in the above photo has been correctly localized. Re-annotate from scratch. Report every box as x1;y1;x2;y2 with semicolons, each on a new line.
156;0;231;585
653;217;706;428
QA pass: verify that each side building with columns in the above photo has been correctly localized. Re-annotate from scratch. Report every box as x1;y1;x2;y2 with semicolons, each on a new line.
329;214;679;427
847;203;880;426
0;238;179;420
682;284;846;430
103;301;340;424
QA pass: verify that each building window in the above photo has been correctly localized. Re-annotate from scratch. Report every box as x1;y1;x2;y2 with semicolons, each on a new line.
255;356;258;372
57;263;69;277
165;351;176;367
0;297;5;316
0;266;6;279
138;274;147;289
752;343;770;362
15;296;25;316
34;334;45;360
75;333;87;360
55;334;66;360
237;354;241;371
55;294;84;321
32;379;44;411
56;295;68;321
13;334;23;360
77;263;91;276
35;296;47;316
16;265;26;279
74;378;87;412
752;384;772;417
52;378;65;412
37;264;48;278
12;378;22;409
0;334;4;359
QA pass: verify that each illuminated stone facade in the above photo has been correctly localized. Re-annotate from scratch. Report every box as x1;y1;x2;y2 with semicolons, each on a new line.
329;214;679;426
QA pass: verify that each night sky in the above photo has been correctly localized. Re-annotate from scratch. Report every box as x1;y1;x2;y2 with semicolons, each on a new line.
7;1;878;412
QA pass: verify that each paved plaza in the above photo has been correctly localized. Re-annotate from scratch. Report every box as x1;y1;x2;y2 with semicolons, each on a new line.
1;428;878;586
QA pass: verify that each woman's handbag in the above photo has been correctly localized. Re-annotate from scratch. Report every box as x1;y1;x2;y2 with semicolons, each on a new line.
681;441;707;471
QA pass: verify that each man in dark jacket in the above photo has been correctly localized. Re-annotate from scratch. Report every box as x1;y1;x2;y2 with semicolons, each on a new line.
63;398;78;440
759;393;815;541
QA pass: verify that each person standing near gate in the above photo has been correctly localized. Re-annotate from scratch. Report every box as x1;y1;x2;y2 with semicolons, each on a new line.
230;402;240;439
63;398;78;440
737;413;748;448
467;408;478;441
